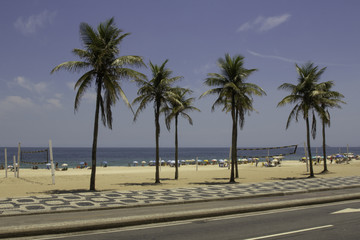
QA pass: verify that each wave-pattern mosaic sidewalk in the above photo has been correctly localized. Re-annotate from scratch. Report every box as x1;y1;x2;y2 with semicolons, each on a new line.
1;176;360;216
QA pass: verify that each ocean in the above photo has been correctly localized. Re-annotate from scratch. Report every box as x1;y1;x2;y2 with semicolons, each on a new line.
0;147;359;169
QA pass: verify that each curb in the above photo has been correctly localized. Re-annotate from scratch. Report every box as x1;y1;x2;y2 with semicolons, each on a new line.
1;192;360;238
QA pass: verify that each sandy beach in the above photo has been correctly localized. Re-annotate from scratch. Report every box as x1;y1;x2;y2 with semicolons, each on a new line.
1;160;360;198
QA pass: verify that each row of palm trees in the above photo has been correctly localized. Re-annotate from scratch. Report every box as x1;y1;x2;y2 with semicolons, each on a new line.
51;18;345;191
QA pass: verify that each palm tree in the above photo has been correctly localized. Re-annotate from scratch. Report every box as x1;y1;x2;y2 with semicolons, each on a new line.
164;87;200;180
317;82;345;173
222;93;258;178
277;62;328;178
133;60;182;184
201;54;266;183
51;18;145;190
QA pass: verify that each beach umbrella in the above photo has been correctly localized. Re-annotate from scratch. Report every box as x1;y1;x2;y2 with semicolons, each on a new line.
141;161;146;164
133;161;138;164
46;163;51;166
61;163;68;167
336;154;344;158
79;162;85;165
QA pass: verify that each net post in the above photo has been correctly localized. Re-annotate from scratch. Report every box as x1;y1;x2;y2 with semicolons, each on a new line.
196;157;198;171
4;148;7;178
49;140;55;185
17;143;20;178
13;156;16;177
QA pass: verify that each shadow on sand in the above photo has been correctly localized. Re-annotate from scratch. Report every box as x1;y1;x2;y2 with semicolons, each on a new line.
269;176;309;181
114;178;181;187
189;177;244;186
31;189;117;195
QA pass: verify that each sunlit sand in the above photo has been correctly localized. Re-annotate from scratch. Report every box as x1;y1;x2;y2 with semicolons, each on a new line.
1;160;359;198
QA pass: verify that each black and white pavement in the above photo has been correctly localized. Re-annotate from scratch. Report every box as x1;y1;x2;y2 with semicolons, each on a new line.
1;176;360;216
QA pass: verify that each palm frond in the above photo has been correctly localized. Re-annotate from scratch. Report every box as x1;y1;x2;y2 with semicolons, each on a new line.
73;71;94;111
51;61;90;73
113;55;146;68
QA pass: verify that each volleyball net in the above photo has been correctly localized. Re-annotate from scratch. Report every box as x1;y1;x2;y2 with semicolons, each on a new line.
237;144;298;158
20;149;49;164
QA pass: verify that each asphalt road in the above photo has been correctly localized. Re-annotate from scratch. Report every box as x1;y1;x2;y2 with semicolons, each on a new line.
25;199;360;240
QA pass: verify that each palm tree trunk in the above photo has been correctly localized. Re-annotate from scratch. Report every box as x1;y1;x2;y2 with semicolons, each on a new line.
306;117;314;178
235;109;239;178
90;81;102;191
175;115;179;180
230;97;236;183
155;101;161;184
322;119;328;173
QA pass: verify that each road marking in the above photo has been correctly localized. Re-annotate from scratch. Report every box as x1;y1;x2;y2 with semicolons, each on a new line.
244;225;333;240
33;199;360;240
331;208;360;214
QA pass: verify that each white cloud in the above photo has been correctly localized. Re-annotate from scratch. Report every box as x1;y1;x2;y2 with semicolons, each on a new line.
33;82;47;94
248;50;350;67
248;50;301;63
0;96;34;109
13;76;32;91
11;76;47;94
46;98;62;108
45;93;63;109
259;14;291;32
237;14;291;32
14;10;57;35
237;22;252;32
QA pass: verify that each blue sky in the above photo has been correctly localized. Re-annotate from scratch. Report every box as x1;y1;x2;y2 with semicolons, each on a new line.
1;0;359;148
